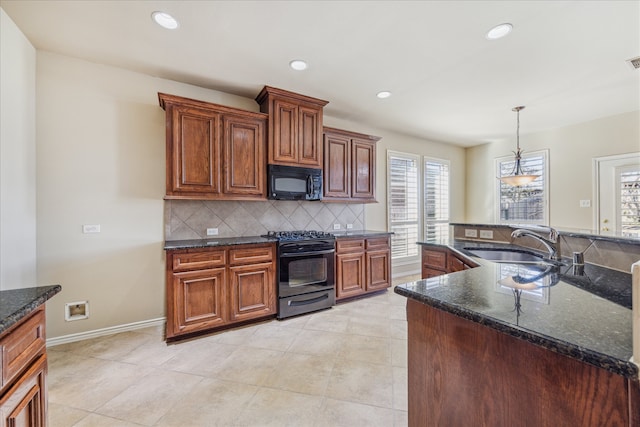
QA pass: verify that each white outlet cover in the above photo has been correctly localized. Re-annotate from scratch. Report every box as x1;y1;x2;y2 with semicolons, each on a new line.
479;230;494;239
346;224;353;229
333;224;341;230
82;224;100;233
465;229;478;238
579;200;591;208
206;228;219;236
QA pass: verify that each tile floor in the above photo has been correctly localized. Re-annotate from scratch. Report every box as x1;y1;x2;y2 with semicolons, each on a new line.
47;279;416;427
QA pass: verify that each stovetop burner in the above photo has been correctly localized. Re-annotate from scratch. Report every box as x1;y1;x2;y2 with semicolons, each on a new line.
264;230;335;241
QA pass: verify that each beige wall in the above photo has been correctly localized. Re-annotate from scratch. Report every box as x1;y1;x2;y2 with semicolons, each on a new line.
36;51;259;339
465;111;640;229
0;9;37;290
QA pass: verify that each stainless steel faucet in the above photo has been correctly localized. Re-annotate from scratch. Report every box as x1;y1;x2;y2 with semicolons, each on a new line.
511;226;561;261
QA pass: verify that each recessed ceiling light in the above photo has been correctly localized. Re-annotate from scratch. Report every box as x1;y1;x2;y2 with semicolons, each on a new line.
376;91;392;99
289;60;308;71
486;23;512;40
152;11;179;30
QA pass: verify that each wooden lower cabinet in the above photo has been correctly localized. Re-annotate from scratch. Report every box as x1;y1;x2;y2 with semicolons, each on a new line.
229;263;276;322
336;236;391;301
421;245;477;278
166;243;276;340
0;307;48;427
171;268;227;336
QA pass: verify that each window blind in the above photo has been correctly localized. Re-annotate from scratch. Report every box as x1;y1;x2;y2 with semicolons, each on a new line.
424;159;450;241
619;168;640;236
388;154;419;259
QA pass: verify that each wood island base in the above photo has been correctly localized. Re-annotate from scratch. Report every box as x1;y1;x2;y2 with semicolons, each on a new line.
406;299;639;427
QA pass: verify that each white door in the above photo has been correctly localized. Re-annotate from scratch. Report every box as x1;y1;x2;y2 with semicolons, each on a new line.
596;153;640;236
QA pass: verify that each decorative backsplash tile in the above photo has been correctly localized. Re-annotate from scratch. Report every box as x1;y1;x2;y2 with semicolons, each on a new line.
165;200;365;240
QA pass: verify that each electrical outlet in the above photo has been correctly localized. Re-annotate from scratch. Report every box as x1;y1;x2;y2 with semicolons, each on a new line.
333;224;341;230
206;228;219;236
82;224;100;233
464;229;478;238
579;200;591;208
479;230;494;239
346;224;353;229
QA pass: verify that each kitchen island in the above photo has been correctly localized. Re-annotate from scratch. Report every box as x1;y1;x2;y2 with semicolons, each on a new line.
395;240;638;426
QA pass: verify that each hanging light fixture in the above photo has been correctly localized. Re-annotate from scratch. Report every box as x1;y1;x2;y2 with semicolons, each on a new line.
499;106;539;186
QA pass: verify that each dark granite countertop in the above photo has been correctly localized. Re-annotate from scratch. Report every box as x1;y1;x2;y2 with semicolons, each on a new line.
396;241;637;379
164;236;277;250
450;222;640;246
0;285;62;335
332;230;393;238
165;231;393;250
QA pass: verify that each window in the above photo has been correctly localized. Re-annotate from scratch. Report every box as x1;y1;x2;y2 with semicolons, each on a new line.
618;165;640;237
424;158;450;241
496;150;548;225
387;152;451;262
387;152;419;260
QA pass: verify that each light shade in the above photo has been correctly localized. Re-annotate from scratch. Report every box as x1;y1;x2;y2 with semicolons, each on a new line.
499;174;539;186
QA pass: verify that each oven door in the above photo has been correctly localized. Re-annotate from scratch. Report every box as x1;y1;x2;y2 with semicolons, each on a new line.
278;244;335;298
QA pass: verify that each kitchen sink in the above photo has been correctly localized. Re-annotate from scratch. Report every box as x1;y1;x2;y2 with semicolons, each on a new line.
465;248;548;264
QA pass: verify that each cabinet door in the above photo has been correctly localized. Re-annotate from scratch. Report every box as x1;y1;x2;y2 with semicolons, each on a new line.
229;262;276;322
366;249;391;292
168;104;221;195
323;133;351;198
270;98;298;165
222;115;266;198
336;252;366;299
351;139;376;200
0;353;47;427
170;268;227;337
298;106;322;168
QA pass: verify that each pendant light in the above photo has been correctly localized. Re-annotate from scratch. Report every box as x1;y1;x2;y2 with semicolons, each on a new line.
499;106;539;186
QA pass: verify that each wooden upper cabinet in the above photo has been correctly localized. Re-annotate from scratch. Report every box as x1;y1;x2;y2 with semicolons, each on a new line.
222;114;266;197
323;127;380;203
255;86;328;169
324;133;351;198
158;93;267;200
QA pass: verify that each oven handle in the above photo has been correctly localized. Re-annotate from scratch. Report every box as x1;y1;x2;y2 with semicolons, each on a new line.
288;293;329;306
280;249;335;257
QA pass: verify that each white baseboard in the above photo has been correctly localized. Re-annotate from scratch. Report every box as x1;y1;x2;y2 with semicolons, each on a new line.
47;317;166;347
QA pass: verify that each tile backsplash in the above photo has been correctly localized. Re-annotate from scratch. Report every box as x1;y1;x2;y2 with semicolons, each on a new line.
165;200;365;240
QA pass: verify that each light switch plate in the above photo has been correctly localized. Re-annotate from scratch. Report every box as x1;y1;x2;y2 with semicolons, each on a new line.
579;200;591;208
82;224;100;233
333;224;341;230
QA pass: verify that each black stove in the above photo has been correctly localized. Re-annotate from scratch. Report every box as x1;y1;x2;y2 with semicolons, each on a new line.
265;230;336;319
264;230;335;241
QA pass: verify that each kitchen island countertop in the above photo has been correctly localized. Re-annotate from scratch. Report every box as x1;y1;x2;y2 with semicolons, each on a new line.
395;240;637;379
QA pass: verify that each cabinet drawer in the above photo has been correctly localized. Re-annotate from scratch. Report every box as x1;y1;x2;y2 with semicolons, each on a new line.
172;250;226;272
336;239;365;253
0;308;46;390
366;237;389;250
229;245;274;265
423;248;447;269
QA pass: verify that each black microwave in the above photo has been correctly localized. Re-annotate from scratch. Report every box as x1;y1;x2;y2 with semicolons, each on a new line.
268;164;322;201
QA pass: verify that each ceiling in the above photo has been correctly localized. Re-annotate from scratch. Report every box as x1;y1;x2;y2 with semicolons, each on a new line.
2;0;639;147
